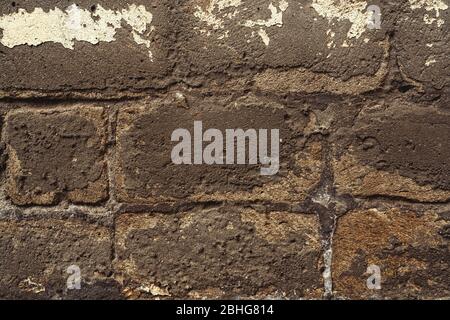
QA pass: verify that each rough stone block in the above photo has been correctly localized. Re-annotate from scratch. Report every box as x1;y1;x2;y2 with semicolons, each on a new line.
179;0;390;94
115;94;323;204
332;101;450;202
115;207;323;299
0;1;174;97
396;0;449;90
0;216;118;299
333;206;450;299
4;106;108;205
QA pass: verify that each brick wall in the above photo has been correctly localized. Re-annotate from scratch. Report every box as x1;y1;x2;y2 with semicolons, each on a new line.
0;0;448;299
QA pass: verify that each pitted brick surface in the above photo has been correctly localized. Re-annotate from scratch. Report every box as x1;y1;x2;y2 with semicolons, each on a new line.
4;107;108;205
0;0;448;300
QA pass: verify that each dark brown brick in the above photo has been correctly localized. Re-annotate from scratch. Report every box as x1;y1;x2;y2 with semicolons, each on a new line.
332;100;450;202
396;1;449;90
115;94;323;204
4;107;108;205
0;216;118;299
0;1;174;98
179;0;390;94
115;207;323;299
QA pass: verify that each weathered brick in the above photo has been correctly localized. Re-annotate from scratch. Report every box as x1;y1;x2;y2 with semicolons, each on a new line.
4;107;108;205
115;94;323;204
0;216;118;299
179;0;389;94
332;101;450;202
396;0;449;90
0;1;174;97
115;207;323;299
333;206;450;299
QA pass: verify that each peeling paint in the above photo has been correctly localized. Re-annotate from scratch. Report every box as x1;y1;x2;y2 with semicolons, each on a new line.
409;0;448;15
311;0;371;39
242;2;287;28
257;28;270;46
425;56;437;66
194;0;289;46
410;0;448;26
194;0;242;30
0;4;155;60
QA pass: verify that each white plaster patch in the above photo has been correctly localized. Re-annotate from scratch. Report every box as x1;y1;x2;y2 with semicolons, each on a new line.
194;0;289;46
242;2;287;28
194;0;242;30
138;284;170;296
425;56;437;66
311;0;371;39
257;28;270;46
409;0;448;26
0;4;155;60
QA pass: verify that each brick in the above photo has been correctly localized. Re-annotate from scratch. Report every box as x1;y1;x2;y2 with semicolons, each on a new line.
115;207;323;299
395;1;449;90
4;107;108;205
332;100;450;202
179;0;390;94
0;1;174;97
0;216;118;299
115;94;323;204
333;206;450;299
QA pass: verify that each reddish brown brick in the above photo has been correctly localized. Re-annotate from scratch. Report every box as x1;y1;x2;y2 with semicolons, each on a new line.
333;206;450;299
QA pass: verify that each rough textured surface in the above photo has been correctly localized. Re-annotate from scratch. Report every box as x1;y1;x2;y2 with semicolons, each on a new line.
178;0;389;93
115;207;323;299
332;98;450;202
0;1;174;97
396;0;449;90
4;107;108;205
0;216;118;299
333;206;450;299
115;94;323;204
0;0;448;300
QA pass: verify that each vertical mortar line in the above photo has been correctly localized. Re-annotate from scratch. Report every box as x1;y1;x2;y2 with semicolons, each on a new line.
319;139;337;299
322;210;337;299
105;102;120;273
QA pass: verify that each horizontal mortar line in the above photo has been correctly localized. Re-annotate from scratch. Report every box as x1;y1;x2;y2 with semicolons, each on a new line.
0;84;422;104
0;92;161;103
0;200;321;216
354;195;450;206
0;91;419;109
0;209;114;226
114;200;319;214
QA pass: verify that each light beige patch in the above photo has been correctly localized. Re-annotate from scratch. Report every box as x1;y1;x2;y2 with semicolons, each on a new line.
0;4;155;59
